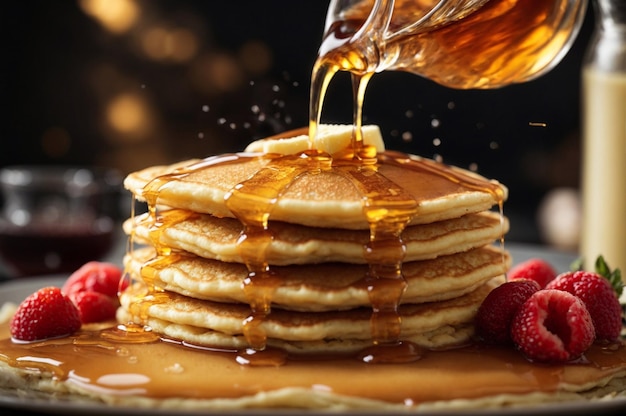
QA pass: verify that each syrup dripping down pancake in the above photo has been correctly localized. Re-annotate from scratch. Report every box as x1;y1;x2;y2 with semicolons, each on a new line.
120;125;511;353
123;151;507;230
124;210;509;265
117;277;503;353
124;245;511;311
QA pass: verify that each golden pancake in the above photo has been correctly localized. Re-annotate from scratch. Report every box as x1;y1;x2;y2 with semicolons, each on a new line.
125;245;511;311
117;277;502;353
123;151;507;230
125;209;509;265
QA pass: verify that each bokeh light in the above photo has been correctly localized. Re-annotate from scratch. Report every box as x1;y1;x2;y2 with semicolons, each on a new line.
238;40;273;76
141;26;199;63
105;93;152;141
188;52;246;95
79;0;140;34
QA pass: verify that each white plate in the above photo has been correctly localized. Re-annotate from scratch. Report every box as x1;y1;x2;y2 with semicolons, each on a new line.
1;246;625;415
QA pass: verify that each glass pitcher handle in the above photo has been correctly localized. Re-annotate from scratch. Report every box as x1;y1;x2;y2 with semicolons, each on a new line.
325;0;492;42
388;0;490;39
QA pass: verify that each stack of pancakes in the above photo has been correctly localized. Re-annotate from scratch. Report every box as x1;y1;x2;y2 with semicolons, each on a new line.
119;125;510;354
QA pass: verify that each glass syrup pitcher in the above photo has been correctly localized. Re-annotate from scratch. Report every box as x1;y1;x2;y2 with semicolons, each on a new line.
310;0;589;140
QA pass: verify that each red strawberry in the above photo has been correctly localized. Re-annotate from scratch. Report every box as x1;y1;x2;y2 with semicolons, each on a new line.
62;261;125;299
475;280;541;344
10;287;82;342
511;289;595;362
68;291;118;324
546;270;622;341
508;258;557;289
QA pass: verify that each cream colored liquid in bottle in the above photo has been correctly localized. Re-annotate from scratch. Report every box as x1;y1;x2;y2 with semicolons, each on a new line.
581;0;626;277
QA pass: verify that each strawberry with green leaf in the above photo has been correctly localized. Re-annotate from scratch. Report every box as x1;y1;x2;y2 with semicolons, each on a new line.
547;256;623;342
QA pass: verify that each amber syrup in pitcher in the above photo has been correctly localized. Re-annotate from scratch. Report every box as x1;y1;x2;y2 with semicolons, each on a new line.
315;0;587;89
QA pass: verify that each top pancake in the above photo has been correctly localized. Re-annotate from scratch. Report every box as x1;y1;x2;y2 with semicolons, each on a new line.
124;151;507;230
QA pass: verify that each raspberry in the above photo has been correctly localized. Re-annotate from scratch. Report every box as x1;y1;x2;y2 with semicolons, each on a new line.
546;271;622;342
511;289;595;362
475;280;540;344
10;287;82;342
68;291;118;324
508;258;557;289
62;261;126;299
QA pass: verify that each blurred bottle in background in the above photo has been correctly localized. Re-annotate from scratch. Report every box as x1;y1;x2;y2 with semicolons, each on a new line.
580;0;626;275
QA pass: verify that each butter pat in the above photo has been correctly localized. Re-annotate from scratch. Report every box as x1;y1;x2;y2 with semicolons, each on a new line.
245;124;385;155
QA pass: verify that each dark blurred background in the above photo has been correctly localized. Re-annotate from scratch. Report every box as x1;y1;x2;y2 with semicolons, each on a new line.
1;0;593;248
